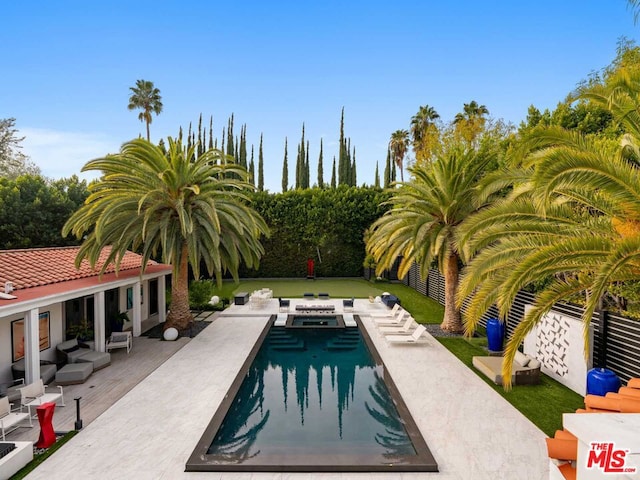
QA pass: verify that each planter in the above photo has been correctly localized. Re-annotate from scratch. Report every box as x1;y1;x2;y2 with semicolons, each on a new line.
486;318;505;353
586;368;620;396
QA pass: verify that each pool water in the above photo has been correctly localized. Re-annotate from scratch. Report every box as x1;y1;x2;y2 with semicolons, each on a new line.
187;320;437;472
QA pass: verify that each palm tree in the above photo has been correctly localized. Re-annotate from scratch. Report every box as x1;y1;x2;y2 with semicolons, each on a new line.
458;66;640;388
63;138;269;332
128;79;163;141
366;140;499;332
454;101;490;144
410;105;440;163
389;130;410;182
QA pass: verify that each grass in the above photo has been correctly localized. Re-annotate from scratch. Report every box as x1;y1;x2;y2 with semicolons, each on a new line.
211;278;445;325
10;430;78;479
437;337;584;437
212;277;583;437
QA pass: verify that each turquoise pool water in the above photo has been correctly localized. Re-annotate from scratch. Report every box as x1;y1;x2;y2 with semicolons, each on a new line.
187;320;437;472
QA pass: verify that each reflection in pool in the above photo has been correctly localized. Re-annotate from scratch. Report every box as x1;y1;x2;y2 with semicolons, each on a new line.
187;320;437;472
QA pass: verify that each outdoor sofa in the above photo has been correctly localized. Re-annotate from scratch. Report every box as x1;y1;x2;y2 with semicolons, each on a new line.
472;351;541;386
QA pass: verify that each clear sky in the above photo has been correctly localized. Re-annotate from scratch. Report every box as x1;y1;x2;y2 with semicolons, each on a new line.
1;1;638;192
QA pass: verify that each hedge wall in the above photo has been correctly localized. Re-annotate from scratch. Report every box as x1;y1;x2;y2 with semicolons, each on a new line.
240;186;391;278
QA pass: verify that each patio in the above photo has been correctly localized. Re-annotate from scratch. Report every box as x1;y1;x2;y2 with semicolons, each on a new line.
20;299;548;479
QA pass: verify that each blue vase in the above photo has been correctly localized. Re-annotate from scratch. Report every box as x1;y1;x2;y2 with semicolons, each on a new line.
486;318;505;352
586;368;620;396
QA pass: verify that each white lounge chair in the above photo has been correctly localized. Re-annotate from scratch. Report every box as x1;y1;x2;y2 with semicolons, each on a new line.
385;324;427;345
373;309;410;326
18;379;64;417
0;396;32;440
378;316;417;335
370;303;401;318
107;331;132;353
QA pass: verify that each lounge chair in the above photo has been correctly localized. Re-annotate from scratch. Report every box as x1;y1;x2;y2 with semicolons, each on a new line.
378;316;417;335
370;303;401;318
372;309;409;325
303;293;315;299
385;324;427;345
318;293;330;300
18;379;64;417
0;396;32;440
106;331;132;354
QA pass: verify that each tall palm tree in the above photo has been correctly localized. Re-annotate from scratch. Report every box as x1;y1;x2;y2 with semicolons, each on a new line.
410;105;440;163
454;101;490;144
389;130;410;182
458;66;640;388
367;140;499;332
63;138;269;331
128;79;163;141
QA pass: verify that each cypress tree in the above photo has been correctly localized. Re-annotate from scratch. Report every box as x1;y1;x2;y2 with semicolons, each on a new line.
351;147;356;186
226;115;234;157
248;145;255;186
282;137;289;192
220;127;225;157
208;115;214;150
384;148;391;187
338;108;346;185
186;122;193;151
304;140;311;188
317;138;324;188
258;133;264;191
197;114;204;157
331;156;337;188
374;161;380;188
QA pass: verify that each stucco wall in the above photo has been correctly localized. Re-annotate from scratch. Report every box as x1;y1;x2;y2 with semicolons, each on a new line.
0;302;63;386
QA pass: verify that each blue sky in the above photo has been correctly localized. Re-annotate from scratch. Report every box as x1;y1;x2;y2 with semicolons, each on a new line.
1;1;638;192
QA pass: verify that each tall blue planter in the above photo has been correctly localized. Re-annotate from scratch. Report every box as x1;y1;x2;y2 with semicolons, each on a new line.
486;318;505;352
586;368;620;396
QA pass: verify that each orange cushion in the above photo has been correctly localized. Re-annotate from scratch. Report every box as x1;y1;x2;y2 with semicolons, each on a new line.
554;429;577;440
585;394;621;412
618;386;640;399
627;378;640;389
558;462;577;480
620;398;640;413
546;438;578;461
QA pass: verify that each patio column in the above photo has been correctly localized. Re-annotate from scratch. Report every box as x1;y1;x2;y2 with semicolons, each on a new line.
93;291;106;352
24;308;40;384
158;275;166;324
132;281;141;337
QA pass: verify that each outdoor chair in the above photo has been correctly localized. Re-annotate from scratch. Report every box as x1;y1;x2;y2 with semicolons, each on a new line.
17;379;64;417
106;331;132;354
372;309;409;326
370;303;401;318
0;396;32;441
56;338;92;364
343;298;354;312
279;298;290;312
318;293;330;300
378;316;417;336
385;324;427;345
303;293;315;299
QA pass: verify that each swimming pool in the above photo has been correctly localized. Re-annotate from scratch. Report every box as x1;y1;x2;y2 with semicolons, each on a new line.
186;316;438;472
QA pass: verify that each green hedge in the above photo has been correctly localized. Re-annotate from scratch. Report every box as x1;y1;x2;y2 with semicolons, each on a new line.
240;186;390;278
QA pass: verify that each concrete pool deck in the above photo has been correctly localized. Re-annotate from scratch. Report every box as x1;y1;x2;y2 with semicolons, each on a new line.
25;299;548;479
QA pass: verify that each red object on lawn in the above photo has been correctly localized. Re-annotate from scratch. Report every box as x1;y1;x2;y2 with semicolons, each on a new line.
307;258;315;278
35;401;56;449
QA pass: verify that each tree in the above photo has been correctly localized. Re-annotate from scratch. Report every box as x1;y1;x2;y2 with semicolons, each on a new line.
410;105;440;163
63;138;268;331
384;149;391;188
453;100;489;144
317;138;324;188
389;130;409;182
258;134;264;191
367;138;499;332
458;65;640;388
127;80;163;141
374;161;380;188
0;118;41;179
331;157;336;188
282;138;289;192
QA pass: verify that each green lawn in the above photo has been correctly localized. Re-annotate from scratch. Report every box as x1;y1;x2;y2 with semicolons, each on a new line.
208;277;583;436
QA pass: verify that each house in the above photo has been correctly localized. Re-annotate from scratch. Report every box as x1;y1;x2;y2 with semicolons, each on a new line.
0;246;171;387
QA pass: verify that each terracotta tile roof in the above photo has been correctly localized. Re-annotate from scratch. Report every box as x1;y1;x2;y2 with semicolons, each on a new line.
0;246;160;291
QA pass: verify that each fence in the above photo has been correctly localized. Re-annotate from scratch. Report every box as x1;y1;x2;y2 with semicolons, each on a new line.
401;265;640;384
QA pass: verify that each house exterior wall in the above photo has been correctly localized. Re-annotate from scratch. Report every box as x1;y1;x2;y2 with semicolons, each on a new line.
0;302;63;385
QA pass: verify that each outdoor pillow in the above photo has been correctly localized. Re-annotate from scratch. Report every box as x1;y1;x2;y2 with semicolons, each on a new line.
111;334;128;343
63;345;80;353
514;351;530;367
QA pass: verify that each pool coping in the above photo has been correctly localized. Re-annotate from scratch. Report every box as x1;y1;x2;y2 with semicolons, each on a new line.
185;315;439;472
